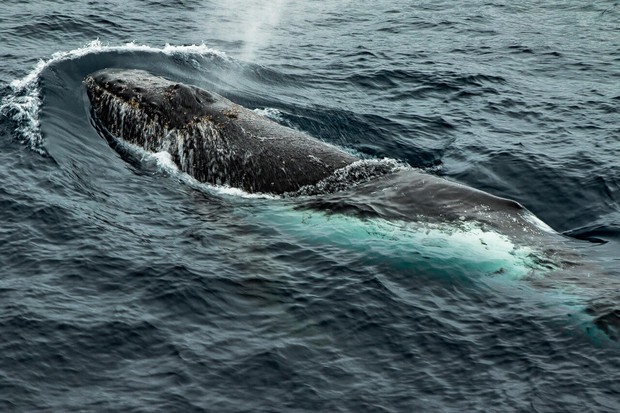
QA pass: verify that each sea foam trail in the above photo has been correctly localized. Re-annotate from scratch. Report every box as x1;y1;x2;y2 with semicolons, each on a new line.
0;40;227;153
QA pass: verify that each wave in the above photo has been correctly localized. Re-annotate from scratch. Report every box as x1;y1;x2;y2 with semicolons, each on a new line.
0;40;228;153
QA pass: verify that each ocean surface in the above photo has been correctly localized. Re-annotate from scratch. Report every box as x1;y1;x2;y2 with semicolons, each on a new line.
1;1;619;411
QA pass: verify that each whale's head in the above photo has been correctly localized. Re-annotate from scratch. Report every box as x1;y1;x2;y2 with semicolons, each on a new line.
85;69;220;129
84;68;359;194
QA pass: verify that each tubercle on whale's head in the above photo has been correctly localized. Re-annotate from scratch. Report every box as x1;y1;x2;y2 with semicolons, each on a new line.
87;69;165;96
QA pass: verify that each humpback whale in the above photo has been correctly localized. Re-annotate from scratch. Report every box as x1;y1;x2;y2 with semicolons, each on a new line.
85;69;556;240
85;68;618;341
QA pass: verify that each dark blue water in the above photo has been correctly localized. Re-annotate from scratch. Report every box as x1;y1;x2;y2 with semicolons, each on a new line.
1;1;619;411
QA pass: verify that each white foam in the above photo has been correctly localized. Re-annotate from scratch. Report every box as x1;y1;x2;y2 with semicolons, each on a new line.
253;107;284;121
0;40;228;152
209;185;279;199
152;151;179;172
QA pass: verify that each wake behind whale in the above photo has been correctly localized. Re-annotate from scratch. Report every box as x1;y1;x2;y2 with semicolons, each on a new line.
84;68;618;341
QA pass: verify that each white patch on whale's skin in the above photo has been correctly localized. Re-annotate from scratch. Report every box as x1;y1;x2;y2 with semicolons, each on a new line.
307;154;324;165
522;211;557;234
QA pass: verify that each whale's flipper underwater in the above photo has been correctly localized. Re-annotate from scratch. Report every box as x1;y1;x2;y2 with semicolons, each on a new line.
84;69;618;341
